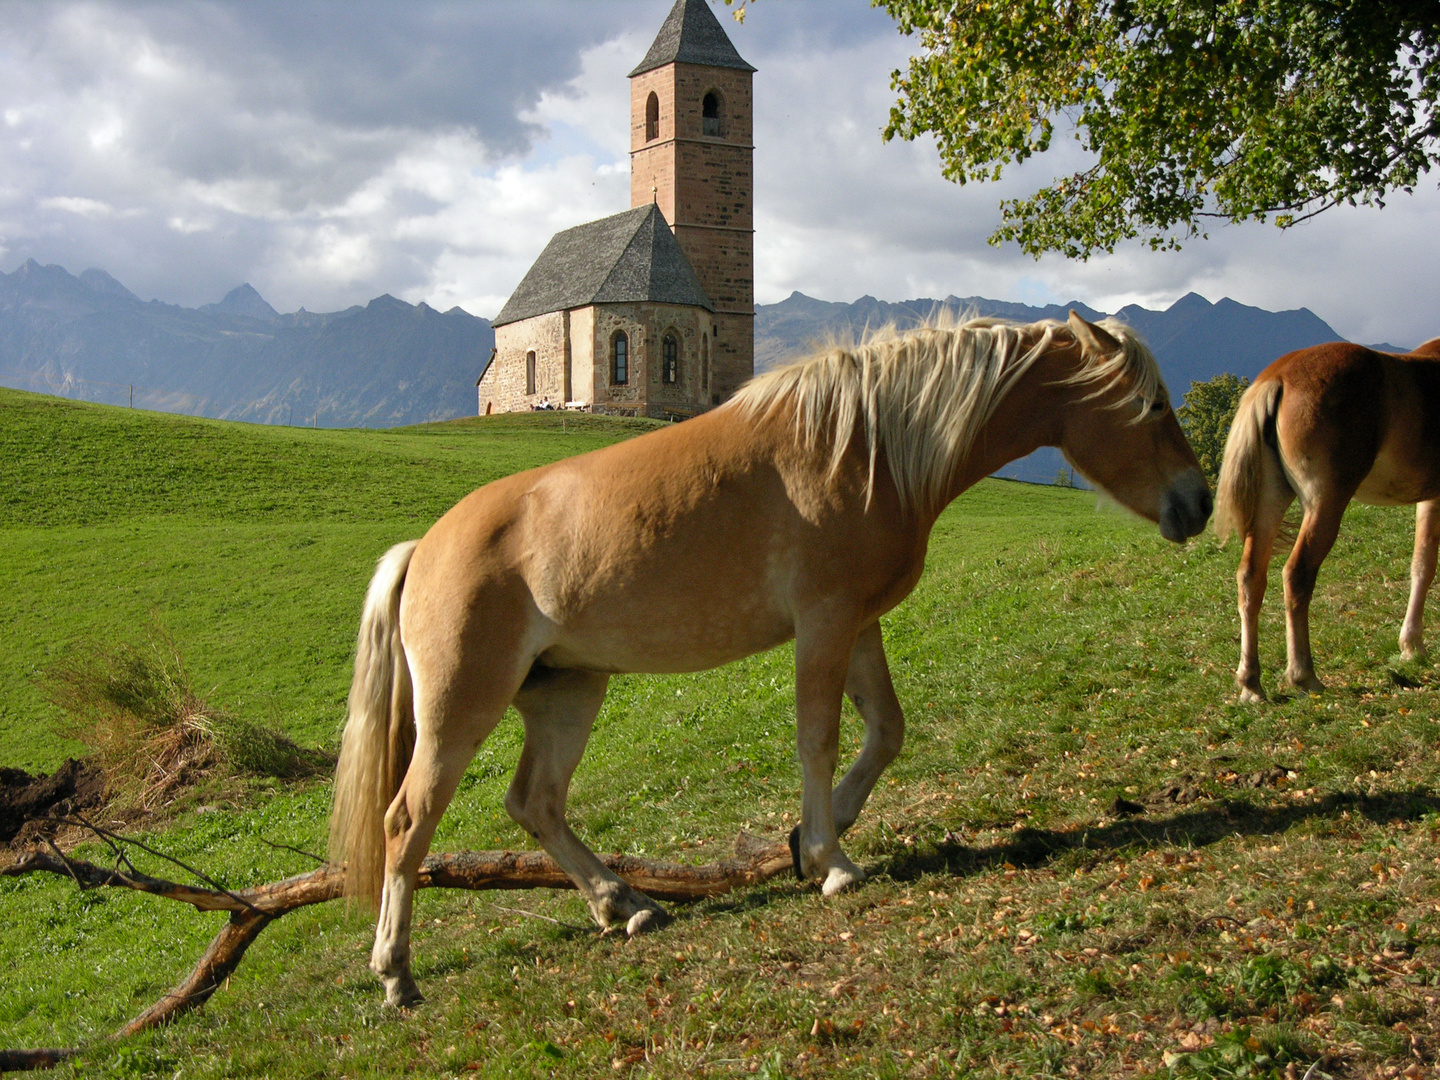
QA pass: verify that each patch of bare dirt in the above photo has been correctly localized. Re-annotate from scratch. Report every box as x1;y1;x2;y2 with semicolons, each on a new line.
0;758;107;848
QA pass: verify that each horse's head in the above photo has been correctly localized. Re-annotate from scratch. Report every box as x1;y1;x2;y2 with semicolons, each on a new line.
1056;313;1211;543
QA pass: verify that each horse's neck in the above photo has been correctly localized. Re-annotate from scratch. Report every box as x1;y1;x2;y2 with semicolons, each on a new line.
936;346;1069;506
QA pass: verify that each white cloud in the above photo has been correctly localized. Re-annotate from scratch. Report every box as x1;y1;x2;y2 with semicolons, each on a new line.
39;195;113;218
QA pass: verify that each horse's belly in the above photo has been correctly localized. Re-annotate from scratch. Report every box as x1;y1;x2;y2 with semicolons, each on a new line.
539;621;794;675
1354;442;1440;506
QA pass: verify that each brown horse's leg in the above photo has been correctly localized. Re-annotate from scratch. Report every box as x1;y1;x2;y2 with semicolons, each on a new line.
506;667;667;937
1282;499;1346;693
372;722;496;1006
794;614;864;896
831;621;905;834
1400;499;1440;660
1235;478;1293;703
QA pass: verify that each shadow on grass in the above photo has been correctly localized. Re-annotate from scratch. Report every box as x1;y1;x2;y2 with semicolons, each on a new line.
877;786;1439;884
409;788;1437;956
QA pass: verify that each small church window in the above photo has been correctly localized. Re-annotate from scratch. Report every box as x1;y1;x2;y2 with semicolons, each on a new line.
662;333;679;385
611;332;628;385
702;91;722;137
701;332;709;391
645;92;659;141
525;350;537;395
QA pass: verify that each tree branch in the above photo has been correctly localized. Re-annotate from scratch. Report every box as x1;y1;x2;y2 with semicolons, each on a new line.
0;833;793;1070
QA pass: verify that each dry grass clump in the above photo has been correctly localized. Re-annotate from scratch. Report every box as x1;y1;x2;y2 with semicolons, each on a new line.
46;627;331;811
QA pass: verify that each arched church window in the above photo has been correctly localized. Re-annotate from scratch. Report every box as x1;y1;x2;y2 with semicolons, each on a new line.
525;350;537;395
645;92;659;141
702;91;722;137
611;332;628;385
662;333;679;385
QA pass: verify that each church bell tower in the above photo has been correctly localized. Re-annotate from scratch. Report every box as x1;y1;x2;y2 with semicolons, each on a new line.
629;0;755;400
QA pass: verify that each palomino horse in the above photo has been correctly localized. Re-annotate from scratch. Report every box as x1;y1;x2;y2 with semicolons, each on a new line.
1216;338;1440;702
330;313;1211;1006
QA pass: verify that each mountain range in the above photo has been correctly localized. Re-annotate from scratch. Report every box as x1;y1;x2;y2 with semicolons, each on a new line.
0;259;1414;480
0;260;492;426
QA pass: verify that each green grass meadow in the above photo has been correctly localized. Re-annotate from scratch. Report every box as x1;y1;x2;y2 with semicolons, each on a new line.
2;385;1439;1078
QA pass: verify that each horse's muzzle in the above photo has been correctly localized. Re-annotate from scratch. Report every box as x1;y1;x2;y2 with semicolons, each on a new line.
1159;470;1213;542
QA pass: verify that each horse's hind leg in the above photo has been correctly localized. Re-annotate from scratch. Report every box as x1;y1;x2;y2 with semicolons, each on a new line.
506;667;668;936
371;712;501;1006
1235;469;1293;703
1282;498;1347;693
832;622;904;835
1400;499;1440;661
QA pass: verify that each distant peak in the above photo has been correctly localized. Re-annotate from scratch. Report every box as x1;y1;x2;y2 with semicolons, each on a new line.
200;282;279;321
1169;292;1214;312
79;268;140;302
15;258;68;278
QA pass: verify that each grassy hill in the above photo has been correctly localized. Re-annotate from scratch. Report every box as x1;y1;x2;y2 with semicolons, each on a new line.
2;387;1438;1077
0;389;662;769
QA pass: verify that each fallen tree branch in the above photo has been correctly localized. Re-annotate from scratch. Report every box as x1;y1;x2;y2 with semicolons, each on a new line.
0;833;792;1070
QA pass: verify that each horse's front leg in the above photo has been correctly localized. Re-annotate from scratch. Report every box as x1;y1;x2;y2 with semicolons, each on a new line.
833;621;904;834
507;668;668;937
792;615;864;897
1400;499;1440;661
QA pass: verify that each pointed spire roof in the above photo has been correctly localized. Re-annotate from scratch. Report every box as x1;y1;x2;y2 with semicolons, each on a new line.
492;204;713;327
629;0;756;78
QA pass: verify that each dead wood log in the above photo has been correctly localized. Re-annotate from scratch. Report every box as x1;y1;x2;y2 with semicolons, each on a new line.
0;834;792;1070
0;1050;75;1072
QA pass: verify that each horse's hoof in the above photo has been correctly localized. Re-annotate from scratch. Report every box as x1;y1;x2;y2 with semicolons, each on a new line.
383;977;424;1009
1236;684;1265;704
787;826;803;880
625;906;671;938
1285;673;1324;695
821;861;863;897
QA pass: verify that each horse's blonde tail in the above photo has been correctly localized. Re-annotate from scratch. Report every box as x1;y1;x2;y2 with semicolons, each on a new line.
1215;379;1283;543
329;540;420;908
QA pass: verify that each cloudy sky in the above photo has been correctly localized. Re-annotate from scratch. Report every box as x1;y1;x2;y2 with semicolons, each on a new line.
1;0;1437;346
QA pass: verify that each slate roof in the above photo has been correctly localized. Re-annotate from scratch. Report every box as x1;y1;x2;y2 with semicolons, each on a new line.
629;0;756;78
492;204;713;327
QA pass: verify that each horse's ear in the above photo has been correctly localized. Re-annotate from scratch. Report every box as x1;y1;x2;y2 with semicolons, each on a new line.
1067;311;1122;357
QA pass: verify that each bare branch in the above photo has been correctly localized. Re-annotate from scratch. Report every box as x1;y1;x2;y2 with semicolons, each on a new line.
0;833;794;1070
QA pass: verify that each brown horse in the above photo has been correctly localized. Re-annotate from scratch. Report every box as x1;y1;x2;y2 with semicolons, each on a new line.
330;313;1211;1006
1216;337;1440;702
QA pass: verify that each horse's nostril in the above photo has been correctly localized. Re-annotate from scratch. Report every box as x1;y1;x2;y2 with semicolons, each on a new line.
1200;491;1214;519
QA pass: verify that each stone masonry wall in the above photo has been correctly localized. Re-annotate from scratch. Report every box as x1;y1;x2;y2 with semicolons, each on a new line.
589;302;714;419
479;311;570;414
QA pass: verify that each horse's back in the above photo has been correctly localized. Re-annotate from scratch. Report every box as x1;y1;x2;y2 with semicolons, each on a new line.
400;408;810;675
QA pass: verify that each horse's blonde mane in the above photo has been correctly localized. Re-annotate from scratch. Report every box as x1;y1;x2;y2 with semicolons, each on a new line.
729;315;1163;514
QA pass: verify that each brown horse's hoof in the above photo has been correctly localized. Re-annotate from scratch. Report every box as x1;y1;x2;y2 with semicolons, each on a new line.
625;906;672;938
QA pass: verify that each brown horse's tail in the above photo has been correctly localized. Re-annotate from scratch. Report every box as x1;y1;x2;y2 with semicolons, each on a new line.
1214;378;1284;543
329;540;420;907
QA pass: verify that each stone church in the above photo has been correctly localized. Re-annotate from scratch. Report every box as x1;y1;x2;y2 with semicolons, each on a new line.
477;0;754;420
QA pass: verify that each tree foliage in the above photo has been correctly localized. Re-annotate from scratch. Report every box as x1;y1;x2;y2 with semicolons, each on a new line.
1177;372;1250;484
877;1;1440;258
